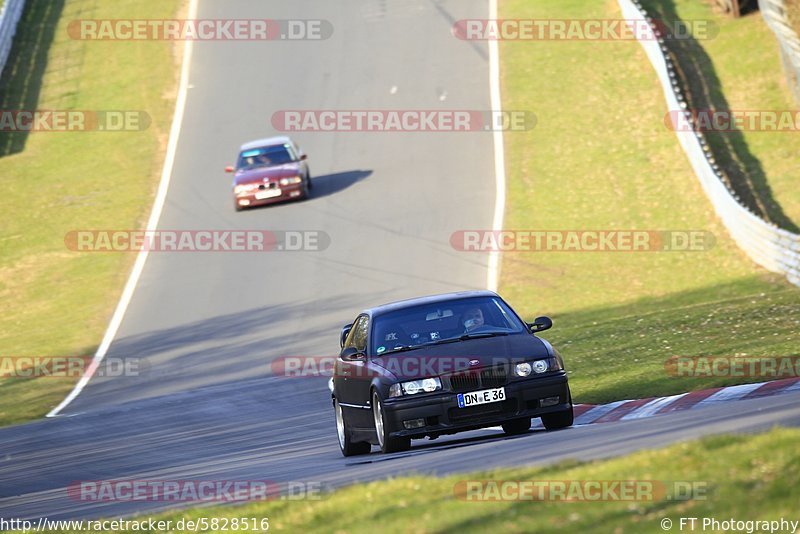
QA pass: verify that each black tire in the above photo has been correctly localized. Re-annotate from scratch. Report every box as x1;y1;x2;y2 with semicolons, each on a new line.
306;170;313;190
372;391;411;453
541;406;574;430
335;399;371;457
300;175;311;200
502;417;531;435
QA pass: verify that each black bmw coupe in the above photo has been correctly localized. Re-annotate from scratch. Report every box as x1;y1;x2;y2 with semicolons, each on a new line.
332;290;573;456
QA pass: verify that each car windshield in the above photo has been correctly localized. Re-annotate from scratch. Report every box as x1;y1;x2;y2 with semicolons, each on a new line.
237;144;295;170
371;296;526;355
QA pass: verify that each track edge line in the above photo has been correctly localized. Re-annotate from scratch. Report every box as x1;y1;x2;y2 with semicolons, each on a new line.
46;0;200;417
487;0;505;293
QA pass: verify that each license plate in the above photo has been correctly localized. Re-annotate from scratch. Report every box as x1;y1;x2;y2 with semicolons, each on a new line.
457;387;506;408
255;189;281;200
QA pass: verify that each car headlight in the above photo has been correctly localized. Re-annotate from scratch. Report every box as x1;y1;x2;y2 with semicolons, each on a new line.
279;176;302;186
389;377;442;397
514;362;532;377
532;359;549;374
234;184;257;195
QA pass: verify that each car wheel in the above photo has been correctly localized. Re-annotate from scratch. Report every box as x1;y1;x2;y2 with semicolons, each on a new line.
541;393;574;431
300;175;311;200
306;170;313;190
372;391;410;453
335;399;371;457
501;417;531;435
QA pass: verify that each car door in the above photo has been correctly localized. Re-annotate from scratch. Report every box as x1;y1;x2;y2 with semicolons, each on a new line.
336;315;373;427
348;315;377;427
290;141;309;176
336;315;372;428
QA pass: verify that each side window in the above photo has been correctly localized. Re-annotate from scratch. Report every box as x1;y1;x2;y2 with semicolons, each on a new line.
345;315;369;352
348;315;369;352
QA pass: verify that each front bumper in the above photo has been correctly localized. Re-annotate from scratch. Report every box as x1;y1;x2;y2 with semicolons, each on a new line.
382;372;570;438
234;183;304;208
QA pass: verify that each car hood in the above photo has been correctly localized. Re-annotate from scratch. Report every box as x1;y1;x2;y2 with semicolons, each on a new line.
233;163;302;185
371;333;552;380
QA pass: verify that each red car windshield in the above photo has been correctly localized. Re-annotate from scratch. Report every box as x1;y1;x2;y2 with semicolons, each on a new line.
237;144;296;170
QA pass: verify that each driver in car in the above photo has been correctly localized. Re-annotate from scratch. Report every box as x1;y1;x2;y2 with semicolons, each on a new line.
462;306;485;332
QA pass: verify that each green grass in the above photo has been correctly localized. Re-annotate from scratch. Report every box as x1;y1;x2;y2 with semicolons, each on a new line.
497;0;800;403
547;275;800;404
0;0;181;426
42;427;800;533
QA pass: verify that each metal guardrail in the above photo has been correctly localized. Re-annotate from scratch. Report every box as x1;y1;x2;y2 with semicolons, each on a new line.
618;0;800;287
0;0;25;79
759;0;800;104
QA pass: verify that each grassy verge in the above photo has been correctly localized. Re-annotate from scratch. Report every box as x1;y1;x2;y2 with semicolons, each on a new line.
0;0;182;426
498;0;800;403
549;275;799;403
45;427;800;533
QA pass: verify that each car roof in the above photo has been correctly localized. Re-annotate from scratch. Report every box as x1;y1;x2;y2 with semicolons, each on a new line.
239;136;294;151
364;290;500;317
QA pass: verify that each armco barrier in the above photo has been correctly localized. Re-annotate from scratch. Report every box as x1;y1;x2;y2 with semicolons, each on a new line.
759;0;800;104
618;0;800;287
0;0;26;79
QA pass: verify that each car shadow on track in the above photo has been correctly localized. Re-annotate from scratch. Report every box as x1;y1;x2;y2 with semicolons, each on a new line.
62;292;390;413
344;426;562;465
309;169;372;200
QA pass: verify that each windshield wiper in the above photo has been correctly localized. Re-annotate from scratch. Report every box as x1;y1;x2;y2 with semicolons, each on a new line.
380;344;425;355
380;332;511;354
420;332;511;346
458;332;510;341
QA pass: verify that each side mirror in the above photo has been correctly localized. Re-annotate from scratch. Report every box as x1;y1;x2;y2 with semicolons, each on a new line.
225;166;235;173
340;323;353;348
299;154;307;161
340;346;365;361
528;316;552;333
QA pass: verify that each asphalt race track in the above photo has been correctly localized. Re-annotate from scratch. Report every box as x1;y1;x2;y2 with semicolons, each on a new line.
2;0;800;522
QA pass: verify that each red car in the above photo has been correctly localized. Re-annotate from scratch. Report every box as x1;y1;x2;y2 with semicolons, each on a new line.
227;136;312;210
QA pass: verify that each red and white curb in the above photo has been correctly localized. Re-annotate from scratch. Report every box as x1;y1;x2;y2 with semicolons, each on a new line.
526;377;800;429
